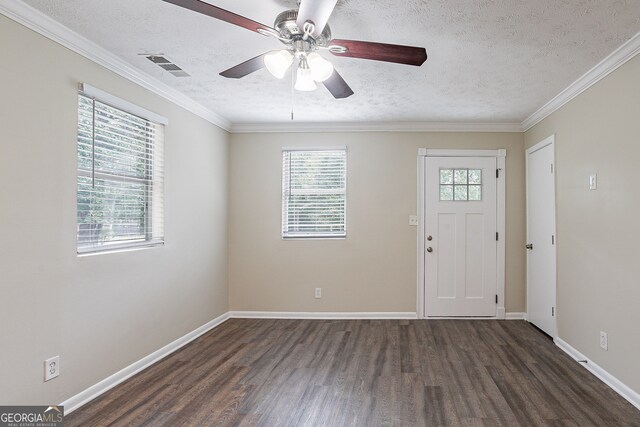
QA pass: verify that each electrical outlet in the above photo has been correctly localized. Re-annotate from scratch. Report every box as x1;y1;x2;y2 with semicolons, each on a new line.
589;174;597;190
44;356;60;381
409;215;418;226
600;331;608;351
315;288;322;299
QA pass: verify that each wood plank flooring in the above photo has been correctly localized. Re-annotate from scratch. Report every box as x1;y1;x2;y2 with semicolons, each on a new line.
65;319;640;426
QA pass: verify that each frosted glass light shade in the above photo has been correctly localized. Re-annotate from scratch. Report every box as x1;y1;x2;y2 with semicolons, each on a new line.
295;66;317;91
264;50;293;79
307;52;334;82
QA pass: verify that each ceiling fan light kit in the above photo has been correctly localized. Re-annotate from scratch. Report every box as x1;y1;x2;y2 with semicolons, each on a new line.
294;59;317;92
264;50;293;79
263;49;332;89
307;52;334;83
162;0;428;99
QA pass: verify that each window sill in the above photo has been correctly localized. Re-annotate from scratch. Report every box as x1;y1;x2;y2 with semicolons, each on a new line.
282;236;347;241
77;241;164;257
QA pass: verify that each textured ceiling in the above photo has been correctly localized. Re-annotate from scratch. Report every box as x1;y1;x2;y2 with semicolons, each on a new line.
22;0;640;124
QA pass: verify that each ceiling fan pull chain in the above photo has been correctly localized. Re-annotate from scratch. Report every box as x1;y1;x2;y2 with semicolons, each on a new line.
291;59;295;121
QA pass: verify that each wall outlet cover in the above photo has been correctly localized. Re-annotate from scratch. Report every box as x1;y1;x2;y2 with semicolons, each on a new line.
44;356;60;381
600;331;608;351
314;288;322;299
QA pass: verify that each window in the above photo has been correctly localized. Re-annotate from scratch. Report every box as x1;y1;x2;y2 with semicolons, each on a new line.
77;85;165;254
440;168;482;201
282;148;346;238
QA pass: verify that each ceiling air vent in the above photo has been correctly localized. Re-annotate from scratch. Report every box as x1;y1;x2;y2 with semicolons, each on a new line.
146;56;190;78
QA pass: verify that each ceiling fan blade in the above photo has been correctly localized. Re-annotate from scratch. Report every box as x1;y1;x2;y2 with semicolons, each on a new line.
220;54;267;78
161;0;273;34
296;0;338;38
330;39;428;66
322;69;354;99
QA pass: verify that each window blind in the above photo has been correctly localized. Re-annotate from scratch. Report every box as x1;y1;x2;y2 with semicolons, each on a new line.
77;93;164;253
282;149;346;238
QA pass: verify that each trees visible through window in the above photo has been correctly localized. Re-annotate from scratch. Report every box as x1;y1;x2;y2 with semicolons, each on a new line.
77;91;164;253
282;149;346;238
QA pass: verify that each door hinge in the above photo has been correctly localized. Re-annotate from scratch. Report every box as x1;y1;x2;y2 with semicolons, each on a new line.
551;163;554;173
552;235;555;245
496;232;499;241
552;307;555;317
495;294;498;304
496;169;499;178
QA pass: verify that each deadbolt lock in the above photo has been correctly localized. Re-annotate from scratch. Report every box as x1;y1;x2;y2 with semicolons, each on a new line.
526;244;533;250
427;235;433;241
426;247;433;253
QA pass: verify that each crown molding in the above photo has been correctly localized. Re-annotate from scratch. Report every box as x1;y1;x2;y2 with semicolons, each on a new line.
0;0;231;131
4;0;639;135
230;121;523;134
2;0;518;135
522;31;640;132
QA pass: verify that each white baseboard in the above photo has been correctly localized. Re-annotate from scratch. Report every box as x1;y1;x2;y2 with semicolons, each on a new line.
230;311;529;321
424;316;501;320
58;310;557;415
229;311;418;320
60;312;230;414
555;337;640;410
505;312;527;320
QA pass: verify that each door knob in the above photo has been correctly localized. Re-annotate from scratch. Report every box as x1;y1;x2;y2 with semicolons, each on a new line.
426;247;433;253
427;235;433;241
526;244;533;250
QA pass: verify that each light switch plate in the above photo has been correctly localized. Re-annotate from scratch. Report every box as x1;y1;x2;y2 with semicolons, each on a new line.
589;174;597;190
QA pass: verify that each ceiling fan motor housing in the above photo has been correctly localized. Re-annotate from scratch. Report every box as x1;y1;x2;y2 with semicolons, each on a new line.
274;9;332;49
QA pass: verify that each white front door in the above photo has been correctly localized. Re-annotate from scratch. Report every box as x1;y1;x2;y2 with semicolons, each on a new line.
526;137;557;337
424;156;498;317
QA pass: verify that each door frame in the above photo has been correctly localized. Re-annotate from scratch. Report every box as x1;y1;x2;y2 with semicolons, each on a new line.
417;149;507;319
525;135;557;338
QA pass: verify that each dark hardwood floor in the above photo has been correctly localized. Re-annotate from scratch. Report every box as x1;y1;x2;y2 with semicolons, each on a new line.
66;319;640;426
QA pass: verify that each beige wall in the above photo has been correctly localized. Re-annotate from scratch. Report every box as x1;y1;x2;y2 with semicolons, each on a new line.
229;132;526;314
525;54;640;393
0;16;229;404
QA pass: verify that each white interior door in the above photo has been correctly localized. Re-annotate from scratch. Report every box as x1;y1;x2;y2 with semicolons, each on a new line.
424;156;498;317
526;138;557;337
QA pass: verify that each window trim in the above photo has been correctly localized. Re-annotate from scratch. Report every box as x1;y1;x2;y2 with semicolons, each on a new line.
76;84;166;255
281;145;346;152
281;146;347;240
79;83;168;125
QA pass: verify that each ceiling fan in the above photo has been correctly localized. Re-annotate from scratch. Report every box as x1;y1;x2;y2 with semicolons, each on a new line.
161;0;428;99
